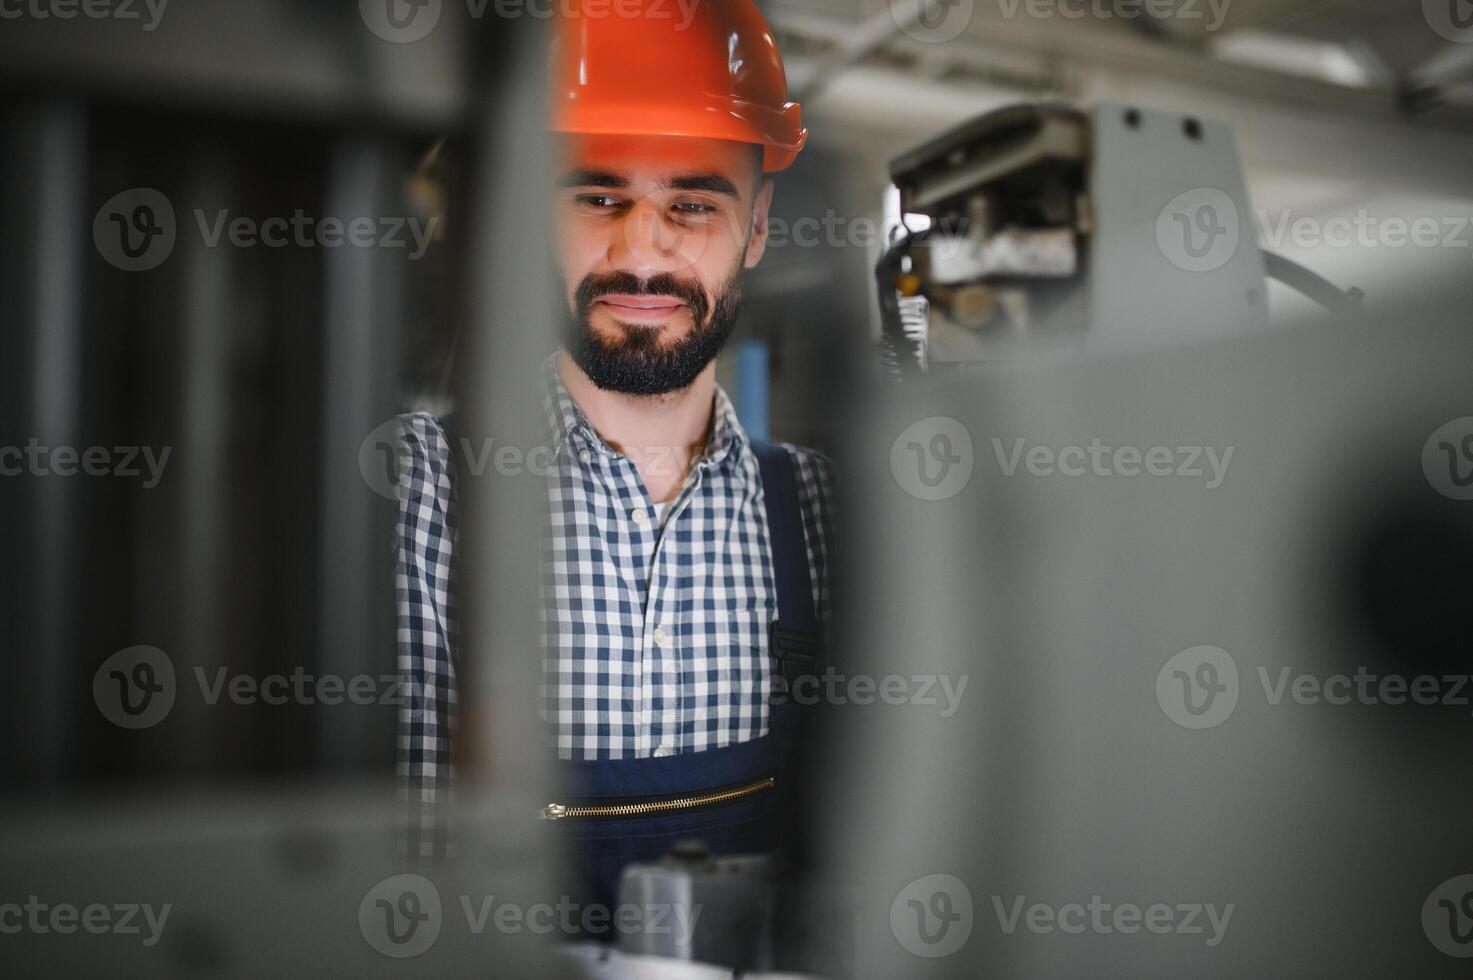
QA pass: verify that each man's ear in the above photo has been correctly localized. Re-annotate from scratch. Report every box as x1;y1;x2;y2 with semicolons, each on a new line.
742;177;777;269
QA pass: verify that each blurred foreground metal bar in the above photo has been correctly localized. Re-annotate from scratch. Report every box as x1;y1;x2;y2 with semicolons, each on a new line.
4;101;88;783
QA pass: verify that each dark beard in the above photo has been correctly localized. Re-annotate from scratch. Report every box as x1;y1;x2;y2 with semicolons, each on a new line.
563;268;743;396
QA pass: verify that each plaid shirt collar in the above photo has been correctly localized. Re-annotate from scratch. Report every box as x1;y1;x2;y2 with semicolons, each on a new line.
539;350;749;473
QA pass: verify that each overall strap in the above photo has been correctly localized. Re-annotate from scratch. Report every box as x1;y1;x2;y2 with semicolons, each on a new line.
750;440;823;695
750;440;824;873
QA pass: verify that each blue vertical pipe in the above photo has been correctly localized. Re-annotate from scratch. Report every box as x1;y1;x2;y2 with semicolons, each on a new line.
736;338;769;441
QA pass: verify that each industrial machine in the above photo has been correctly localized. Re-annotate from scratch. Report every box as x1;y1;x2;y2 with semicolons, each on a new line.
877;101;1363;373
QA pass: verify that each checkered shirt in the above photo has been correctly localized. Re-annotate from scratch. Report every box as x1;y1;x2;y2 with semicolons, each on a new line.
395;352;834;857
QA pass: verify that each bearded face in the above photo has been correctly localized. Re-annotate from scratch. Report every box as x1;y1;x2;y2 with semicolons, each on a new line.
552;133;773;396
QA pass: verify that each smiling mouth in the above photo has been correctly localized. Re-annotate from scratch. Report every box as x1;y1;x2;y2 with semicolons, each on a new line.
594;294;689;323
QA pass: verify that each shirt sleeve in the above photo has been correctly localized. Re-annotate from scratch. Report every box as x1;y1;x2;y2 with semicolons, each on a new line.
783;443;837;649
394;412;459;860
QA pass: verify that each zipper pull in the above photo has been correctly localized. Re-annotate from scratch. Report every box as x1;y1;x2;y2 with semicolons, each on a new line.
541;803;567;821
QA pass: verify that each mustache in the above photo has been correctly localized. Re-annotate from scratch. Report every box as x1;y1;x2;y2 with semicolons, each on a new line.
574;272;709;322
562;263;745;395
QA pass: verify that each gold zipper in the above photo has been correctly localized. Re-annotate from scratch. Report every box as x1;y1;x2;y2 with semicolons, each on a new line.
541;776;775;821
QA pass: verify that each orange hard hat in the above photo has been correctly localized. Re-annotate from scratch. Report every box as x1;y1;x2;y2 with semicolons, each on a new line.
551;0;808;173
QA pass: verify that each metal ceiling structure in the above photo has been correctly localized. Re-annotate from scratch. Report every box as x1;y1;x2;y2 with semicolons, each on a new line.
767;0;1473;125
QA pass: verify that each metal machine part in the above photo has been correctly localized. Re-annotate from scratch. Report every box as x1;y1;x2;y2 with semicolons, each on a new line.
615;843;776;970
890;103;1091;222
879;101;1277;371
920;227;1080;286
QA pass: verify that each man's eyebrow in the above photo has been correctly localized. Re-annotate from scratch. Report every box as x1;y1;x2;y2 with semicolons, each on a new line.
557;169;628;188
665;174;741;198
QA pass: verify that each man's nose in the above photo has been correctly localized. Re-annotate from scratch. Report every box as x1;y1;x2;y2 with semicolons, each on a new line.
609;198;699;276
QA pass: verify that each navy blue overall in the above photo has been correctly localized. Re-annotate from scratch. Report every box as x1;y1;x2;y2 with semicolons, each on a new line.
546;440;824;913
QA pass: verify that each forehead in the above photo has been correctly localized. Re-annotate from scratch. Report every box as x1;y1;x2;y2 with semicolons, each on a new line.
556;132;757;186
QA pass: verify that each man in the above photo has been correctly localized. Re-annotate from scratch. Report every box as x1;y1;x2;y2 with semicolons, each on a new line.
395;0;834;907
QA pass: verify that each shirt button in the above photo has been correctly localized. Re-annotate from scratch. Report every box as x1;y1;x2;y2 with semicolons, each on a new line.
577;448;591;464
651;626;667;646
653;744;674;758
631;507;648;524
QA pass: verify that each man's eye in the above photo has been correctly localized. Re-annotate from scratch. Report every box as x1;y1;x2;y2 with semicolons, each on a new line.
672;201;717;216
576;194;625;210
